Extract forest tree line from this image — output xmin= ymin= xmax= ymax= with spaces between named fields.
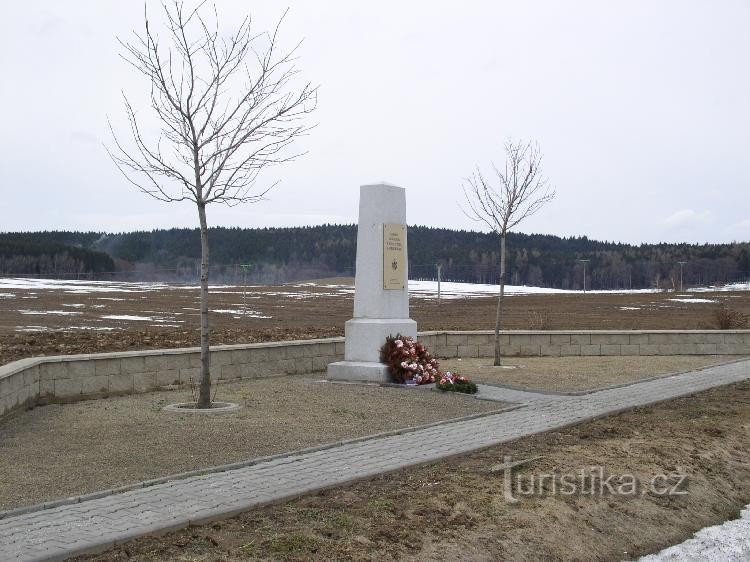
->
xmin=0 ymin=226 xmax=748 ymax=289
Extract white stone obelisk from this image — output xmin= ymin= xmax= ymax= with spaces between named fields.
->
xmin=327 ymin=183 xmax=417 ymax=382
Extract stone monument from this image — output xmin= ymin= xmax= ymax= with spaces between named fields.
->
xmin=327 ymin=183 xmax=417 ymax=382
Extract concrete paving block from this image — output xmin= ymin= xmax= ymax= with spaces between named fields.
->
xmin=312 ymin=356 xmax=330 ymax=372
xmin=570 ymin=334 xmax=591 ymax=345
xmin=600 ymin=344 xmax=622 ymax=356
xmin=694 ymin=343 xmax=718 ymax=354
xmin=210 ymin=351 xmax=234 ymax=366
xmin=120 ymin=356 xmax=146 ymax=375
xmin=648 ymin=333 xmax=683 ymax=344
xmin=466 ymin=334 xmax=492 ymax=345
xmin=81 ymin=376 xmax=110 ymax=396
xmin=294 ymin=357 xmax=314 ymax=374
xmin=446 ymin=334 xmax=469 ymax=346
xmin=620 ymin=344 xmax=640 ymax=356
xmin=316 ymin=343 xmax=337 ymax=357
xmin=94 ymin=359 xmax=121 ymax=377
xmin=508 ymin=334 xmax=533 ymax=345
xmin=440 ymin=345 xmax=459 ymax=358
xmin=39 ymin=361 xmax=68 ymax=381
xmin=629 ymin=333 xmax=649 ymax=344
xmin=519 ymin=344 xmax=541 ymax=357
xmin=55 ymin=377 xmax=83 ymax=398
xmin=550 ymin=334 xmax=571 ymax=344
xmin=499 ymin=345 xmax=522 ymax=356
xmin=23 ymin=366 xmax=40 ymax=387
xmin=68 ymin=361 xmax=96 ymax=378
xmin=110 ymin=373 xmax=135 ymax=394
xmin=39 ymin=378 xmax=54 ymax=397
xmin=580 ymin=344 xmax=601 ymax=356
xmin=722 ymin=333 xmax=745 ymax=344
xmin=144 ymin=355 xmax=174 ymax=372
xmin=219 ymin=364 xmax=242 ymax=380
xmin=457 ymin=345 xmax=479 ymax=357
xmin=559 ymin=344 xmax=581 ymax=356
xmin=477 ymin=344 xmax=495 ymax=357
xmin=284 ymin=345 xmax=309 ymax=359
xmin=657 ymin=344 xmax=681 ymax=355
xmin=639 ymin=344 xmax=659 ymax=356
xmin=716 ymin=343 xmax=748 ymax=354
xmin=278 ymin=359 xmax=297 ymax=375
xmin=178 ymin=368 xmax=199 ymax=385
xmin=156 ymin=369 xmax=181 ymax=387
xmin=132 ymin=372 xmax=156 ymax=392
xmin=335 ymin=342 xmax=346 ymax=355
xmin=693 ymin=333 xmax=725 ymax=344
xmin=591 ymin=333 xmax=630 ymax=345
xmin=540 ymin=345 xmax=562 ymax=357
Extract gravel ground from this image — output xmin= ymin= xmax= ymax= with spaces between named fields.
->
xmin=0 ymin=375 xmax=501 ymax=511
xmin=441 ymin=355 xmax=744 ymax=392
xmin=73 ymin=381 xmax=750 ymax=562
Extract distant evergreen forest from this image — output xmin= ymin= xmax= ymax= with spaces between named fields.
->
xmin=0 ymin=226 xmax=748 ymax=290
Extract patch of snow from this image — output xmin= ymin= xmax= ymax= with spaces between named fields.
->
xmin=101 ymin=315 xmax=156 ymax=321
xmin=407 ymin=280 xmax=663 ymax=299
xmin=668 ymin=298 xmax=717 ymax=304
xmin=212 ymin=309 xmax=271 ymax=318
xmin=62 ymin=303 xmax=86 ymax=308
xmin=638 ymin=503 xmax=750 ymax=561
xmin=19 ymin=309 xmax=83 ymax=316
xmin=15 ymin=326 xmax=50 ymax=332
xmin=0 ymin=292 xmax=15 ymax=299
xmin=619 ymin=306 xmax=640 ymax=310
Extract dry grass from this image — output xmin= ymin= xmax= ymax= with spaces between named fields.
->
xmin=0 ymin=375 xmax=501 ymax=511
xmin=74 ymin=381 xmax=750 ymax=562
xmin=441 ymin=355 xmax=743 ymax=393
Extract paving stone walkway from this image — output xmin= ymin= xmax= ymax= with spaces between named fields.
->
xmin=1 ymin=360 xmax=748 ymax=561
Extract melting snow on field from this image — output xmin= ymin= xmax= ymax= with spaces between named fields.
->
xmin=668 ymin=298 xmax=717 ymax=304
xmin=211 ymin=309 xmax=272 ymax=318
xmin=19 ymin=309 xmax=82 ymax=316
xmin=0 ymin=293 xmax=15 ymax=299
xmin=101 ymin=315 xmax=160 ymax=321
xmin=638 ymin=503 xmax=750 ymax=561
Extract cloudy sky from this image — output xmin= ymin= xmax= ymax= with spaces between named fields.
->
xmin=1 ymin=1 xmax=748 ymax=244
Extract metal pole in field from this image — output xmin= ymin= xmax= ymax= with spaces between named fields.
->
xmin=437 ymin=263 xmax=442 ymax=304
xmin=239 ymin=264 xmax=252 ymax=316
xmin=678 ymin=261 xmax=687 ymax=291
xmin=578 ymin=259 xmax=590 ymax=293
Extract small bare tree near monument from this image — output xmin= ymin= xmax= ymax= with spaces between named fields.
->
xmin=107 ymin=1 xmax=316 ymax=407
xmin=462 ymin=140 xmax=555 ymax=366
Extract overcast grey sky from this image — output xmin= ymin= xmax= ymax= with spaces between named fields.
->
xmin=1 ymin=1 xmax=748 ymax=244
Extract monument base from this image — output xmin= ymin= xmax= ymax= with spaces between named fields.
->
xmin=327 ymin=361 xmax=391 ymax=383
xmin=344 ymin=317 xmax=417 ymax=363
xmin=326 ymin=318 xmax=417 ymax=382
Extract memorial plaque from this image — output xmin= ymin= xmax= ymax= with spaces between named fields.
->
xmin=383 ymin=223 xmax=406 ymax=290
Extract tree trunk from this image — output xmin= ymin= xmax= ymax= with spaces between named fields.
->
xmin=197 ymin=202 xmax=212 ymax=408
xmin=493 ymin=233 xmax=507 ymax=366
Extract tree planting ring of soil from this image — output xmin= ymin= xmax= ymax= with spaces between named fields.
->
xmin=162 ymin=402 xmax=241 ymax=414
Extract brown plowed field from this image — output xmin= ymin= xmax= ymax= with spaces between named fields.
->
xmin=1 ymin=280 xmax=748 ymax=366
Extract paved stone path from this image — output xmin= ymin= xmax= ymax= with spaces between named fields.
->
xmin=1 ymin=360 xmax=748 ymax=561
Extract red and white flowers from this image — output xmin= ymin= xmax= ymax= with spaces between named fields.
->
xmin=380 ymin=335 xmax=439 ymax=384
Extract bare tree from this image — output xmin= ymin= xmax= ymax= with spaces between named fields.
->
xmin=108 ymin=1 xmax=317 ymax=407
xmin=462 ymin=140 xmax=555 ymax=366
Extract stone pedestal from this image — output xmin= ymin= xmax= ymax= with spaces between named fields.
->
xmin=327 ymin=183 xmax=416 ymax=382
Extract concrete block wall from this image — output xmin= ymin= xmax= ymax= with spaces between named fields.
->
xmin=0 ymin=338 xmax=345 ymax=421
xmin=2 ymin=330 xmax=749 ymax=421
xmin=422 ymin=330 xmax=750 ymax=359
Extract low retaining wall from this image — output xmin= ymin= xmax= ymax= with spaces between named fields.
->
xmin=424 ymin=330 xmax=750 ymax=359
xmin=1 ymin=330 xmax=748 ymax=421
